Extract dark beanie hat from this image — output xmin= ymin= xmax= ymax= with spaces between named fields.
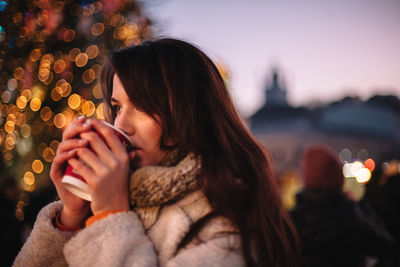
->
xmin=301 ymin=145 xmax=344 ymax=191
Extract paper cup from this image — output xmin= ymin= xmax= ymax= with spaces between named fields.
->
xmin=61 ymin=121 xmax=134 ymax=201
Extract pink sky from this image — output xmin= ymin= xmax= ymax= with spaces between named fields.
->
xmin=145 ymin=0 xmax=400 ymax=117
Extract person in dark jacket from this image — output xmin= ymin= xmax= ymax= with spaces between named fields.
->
xmin=290 ymin=145 xmax=394 ymax=267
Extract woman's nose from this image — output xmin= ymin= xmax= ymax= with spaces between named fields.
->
xmin=114 ymin=113 xmax=134 ymax=136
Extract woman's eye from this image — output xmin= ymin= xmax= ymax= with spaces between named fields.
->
xmin=111 ymin=105 xmax=121 ymax=112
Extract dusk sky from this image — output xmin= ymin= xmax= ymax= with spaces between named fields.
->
xmin=145 ymin=0 xmax=400 ymax=117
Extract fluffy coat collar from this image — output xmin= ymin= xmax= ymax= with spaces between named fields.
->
xmin=129 ymin=152 xmax=202 ymax=229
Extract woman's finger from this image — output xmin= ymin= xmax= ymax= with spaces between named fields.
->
xmin=62 ymin=120 xmax=92 ymax=141
xmin=56 ymin=139 xmax=88 ymax=154
xmin=50 ymin=150 xmax=77 ymax=181
xmin=87 ymin=119 xmax=128 ymax=155
xmin=79 ymin=131 xmax=117 ymax=165
xmin=73 ymin=147 xmax=112 ymax=177
xmin=67 ymin=157 xmax=99 ymax=186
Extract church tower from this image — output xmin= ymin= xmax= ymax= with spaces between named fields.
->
xmin=264 ymin=70 xmax=289 ymax=107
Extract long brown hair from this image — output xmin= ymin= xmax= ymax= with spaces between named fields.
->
xmin=101 ymin=38 xmax=300 ymax=266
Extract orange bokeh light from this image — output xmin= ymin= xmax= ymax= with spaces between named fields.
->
xmin=364 ymin=158 xmax=375 ymax=172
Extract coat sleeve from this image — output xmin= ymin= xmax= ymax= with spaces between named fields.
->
xmin=63 ymin=211 xmax=158 ymax=267
xmin=63 ymin=211 xmax=244 ymax=267
xmin=13 ymin=201 xmax=77 ymax=267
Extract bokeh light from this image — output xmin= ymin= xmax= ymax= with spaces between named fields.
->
xmin=355 ymin=168 xmax=371 ymax=184
xmin=16 ymin=96 xmax=27 ymax=109
xmin=357 ymin=149 xmax=369 ymax=161
xmin=29 ymin=49 xmax=42 ymax=62
xmin=60 ymin=82 xmax=72 ymax=97
xmin=43 ymin=147 xmax=55 ymax=162
xmin=23 ymin=171 xmax=35 ymax=185
xmin=21 ymin=89 xmax=32 ymax=101
xmin=7 ymin=113 xmax=17 ymax=123
xmin=82 ymin=69 xmax=95 ymax=84
xmin=114 ymin=26 xmax=128 ymax=40
xmin=96 ymin=102 xmax=105 ymax=120
xmin=343 ymin=160 xmax=373 ymax=185
xmin=69 ymin=48 xmax=81 ymax=61
xmin=68 ymin=94 xmax=82 ymax=109
xmin=364 ymin=158 xmax=375 ymax=172
xmin=14 ymin=67 xmax=24 ymax=80
xmin=50 ymin=140 xmax=59 ymax=152
xmin=92 ymin=83 xmax=103 ymax=99
xmin=15 ymin=209 xmax=24 ymax=221
xmin=4 ymin=120 xmax=15 ymax=133
xmin=111 ymin=14 xmax=124 ymax=27
xmin=21 ymin=172 xmax=35 ymax=192
xmin=51 ymin=87 xmax=63 ymax=101
xmin=350 ymin=161 xmax=364 ymax=176
xmin=91 ymin=22 xmax=105 ymax=36
xmin=63 ymin=29 xmax=76 ymax=42
xmin=339 ymin=148 xmax=352 ymax=163
xmin=54 ymin=113 xmax=66 ymax=128
xmin=30 ymin=97 xmax=42 ymax=111
xmin=82 ymin=100 xmax=95 ymax=116
xmin=8 ymin=78 xmax=18 ymax=91
xmin=75 ymin=53 xmax=88 ymax=67
xmin=63 ymin=71 xmax=74 ymax=83
xmin=7 ymin=105 xmax=18 ymax=116
xmin=20 ymin=124 xmax=31 ymax=138
xmin=40 ymin=106 xmax=53 ymax=121
xmin=16 ymin=113 xmax=27 ymax=126
xmin=1 ymin=91 xmax=11 ymax=103
xmin=86 ymin=45 xmax=99 ymax=59
xmin=54 ymin=59 xmax=66 ymax=73
xmin=32 ymin=159 xmax=44 ymax=173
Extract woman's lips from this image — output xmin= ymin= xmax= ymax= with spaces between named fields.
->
xmin=128 ymin=148 xmax=140 ymax=159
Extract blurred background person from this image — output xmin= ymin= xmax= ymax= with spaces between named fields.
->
xmin=364 ymin=161 xmax=400 ymax=266
xmin=290 ymin=145 xmax=395 ymax=267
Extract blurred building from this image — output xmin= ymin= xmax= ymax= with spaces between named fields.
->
xmin=250 ymin=70 xmax=400 ymax=178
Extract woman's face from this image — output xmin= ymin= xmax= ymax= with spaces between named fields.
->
xmin=111 ymin=74 xmax=169 ymax=169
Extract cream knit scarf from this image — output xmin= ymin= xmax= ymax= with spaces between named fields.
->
xmin=129 ymin=152 xmax=201 ymax=229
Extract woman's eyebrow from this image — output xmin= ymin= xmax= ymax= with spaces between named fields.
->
xmin=110 ymin=97 xmax=120 ymax=103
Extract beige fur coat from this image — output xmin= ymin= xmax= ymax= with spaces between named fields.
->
xmin=13 ymin=190 xmax=244 ymax=267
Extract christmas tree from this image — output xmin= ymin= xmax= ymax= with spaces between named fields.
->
xmin=0 ymin=0 xmax=154 ymax=221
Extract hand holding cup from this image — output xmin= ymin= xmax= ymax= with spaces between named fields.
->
xmin=65 ymin=119 xmax=134 ymax=215
xmin=50 ymin=116 xmax=92 ymax=227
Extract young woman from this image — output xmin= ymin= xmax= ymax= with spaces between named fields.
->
xmin=14 ymin=38 xmax=299 ymax=266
